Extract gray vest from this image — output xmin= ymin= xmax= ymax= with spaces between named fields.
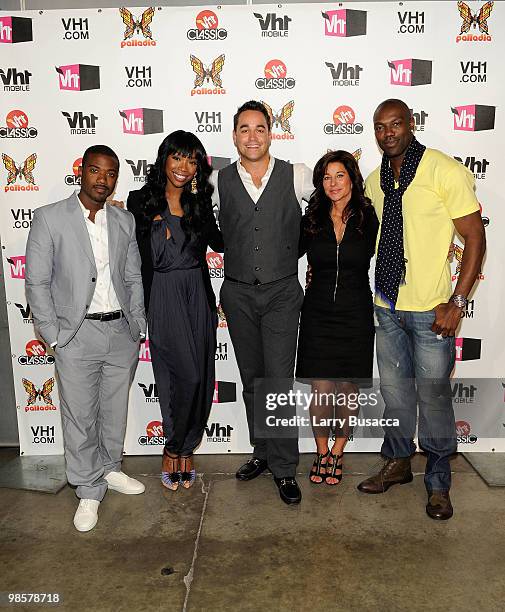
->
xmin=218 ymin=159 xmax=301 ymax=284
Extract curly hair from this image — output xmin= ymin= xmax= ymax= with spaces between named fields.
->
xmin=136 ymin=130 xmax=214 ymax=243
xmin=304 ymin=150 xmax=371 ymax=237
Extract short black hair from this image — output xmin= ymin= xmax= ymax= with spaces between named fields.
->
xmin=233 ymin=100 xmax=271 ymax=131
xmin=82 ymin=145 xmax=119 ymax=169
xmin=373 ymin=99 xmax=412 ymax=123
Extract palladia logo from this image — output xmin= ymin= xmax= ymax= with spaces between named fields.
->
xmin=261 ymin=101 xmax=295 ymax=140
xmin=190 ymin=54 xmax=226 ymax=96
xmin=119 ymin=7 xmax=156 ymax=48
xmin=456 ymin=1 xmax=494 ymax=43
xmin=2 ymin=153 xmax=38 ymax=192
xmin=187 ymin=10 xmax=227 ymax=40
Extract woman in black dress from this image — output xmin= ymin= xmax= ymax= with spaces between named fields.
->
xmin=127 ymin=131 xmax=223 ymax=491
xmin=297 ymin=150 xmax=378 ymax=485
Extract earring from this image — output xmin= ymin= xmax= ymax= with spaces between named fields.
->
xmin=191 ymin=175 xmax=198 ymax=194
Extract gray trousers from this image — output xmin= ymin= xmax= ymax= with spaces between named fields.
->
xmin=54 ymin=317 xmax=140 ymax=501
xmin=220 ymin=275 xmax=303 ymax=477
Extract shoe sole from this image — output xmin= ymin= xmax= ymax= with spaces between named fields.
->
xmin=107 ymin=484 xmax=145 ymax=495
xmin=74 ymin=516 xmax=98 ymax=532
xmin=425 ymin=508 xmax=453 ymax=520
xmin=357 ymin=472 xmax=414 ymax=494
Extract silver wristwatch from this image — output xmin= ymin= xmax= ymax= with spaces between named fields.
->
xmin=450 ymin=294 xmax=467 ymax=308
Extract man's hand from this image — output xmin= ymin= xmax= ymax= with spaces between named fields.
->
xmin=107 ymin=199 xmax=125 ymax=208
xmin=432 ymin=302 xmax=463 ymax=337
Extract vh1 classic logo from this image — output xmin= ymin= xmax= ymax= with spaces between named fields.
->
xmin=324 ymin=105 xmax=363 ymax=135
xmin=255 ymin=59 xmax=296 ymax=90
xmin=207 ymin=251 xmax=224 ymax=278
xmin=452 ymin=104 xmax=495 ymax=131
xmin=18 ymin=339 xmax=55 ymax=366
xmin=65 ymin=157 xmax=82 ymax=186
xmin=56 ymin=64 xmax=100 ymax=91
xmin=388 ymin=59 xmax=432 ymax=86
xmin=0 ymin=110 xmax=38 ymax=139
xmin=187 ymin=10 xmax=227 ymax=41
xmin=455 ymin=420 xmax=477 ymax=444
xmin=0 ymin=16 xmax=33 ymax=44
xmin=119 ymin=7 xmax=156 ymax=48
xmin=322 ymin=9 xmax=367 ymax=37
xmin=138 ymin=420 xmax=165 ymax=445
xmin=119 ymin=108 xmax=163 ymax=135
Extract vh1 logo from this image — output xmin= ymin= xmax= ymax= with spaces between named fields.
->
xmin=0 ymin=17 xmax=33 ymax=44
xmin=7 ymin=255 xmax=26 ymax=279
xmin=389 ymin=59 xmax=432 ymax=86
xmin=455 ymin=337 xmax=481 ymax=362
xmin=119 ymin=108 xmax=163 ymax=135
xmin=452 ymin=105 xmax=495 ymax=132
xmin=322 ymin=9 xmax=367 ymax=37
xmin=56 ymin=64 xmax=100 ymax=91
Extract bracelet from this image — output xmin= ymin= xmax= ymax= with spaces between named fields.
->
xmin=450 ymin=294 xmax=467 ymax=308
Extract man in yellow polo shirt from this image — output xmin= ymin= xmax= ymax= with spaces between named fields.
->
xmin=358 ymin=99 xmax=485 ymax=520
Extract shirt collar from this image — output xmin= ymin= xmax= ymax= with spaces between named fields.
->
xmin=76 ymin=191 xmax=105 ymax=219
xmin=236 ymin=155 xmax=275 ymax=179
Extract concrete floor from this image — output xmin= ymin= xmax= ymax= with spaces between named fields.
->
xmin=1 ymin=450 xmax=504 ymax=612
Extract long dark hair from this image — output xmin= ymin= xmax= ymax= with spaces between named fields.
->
xmin=137 ymin=130 xmax=214 ymax=242
xmin=304 ymin=150 xmax=371 ymax=236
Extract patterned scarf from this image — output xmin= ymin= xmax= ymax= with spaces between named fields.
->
xmin=375 ymin=136 xmax=426 ymax=310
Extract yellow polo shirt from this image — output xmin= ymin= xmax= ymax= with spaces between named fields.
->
xmin=365 ymin=148 xmax=479 ymax=311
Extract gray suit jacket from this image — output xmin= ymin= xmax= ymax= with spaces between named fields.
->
xmin=25 ymin=192 xmax=146 ymax=347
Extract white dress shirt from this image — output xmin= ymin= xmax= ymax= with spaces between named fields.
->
xmin=210 ymin=157 xmax=313 ymax=211
xmin=78 ymin=196 xmax=121 ymax=314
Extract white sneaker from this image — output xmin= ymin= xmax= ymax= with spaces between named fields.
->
xmin=104 ymin=470 xmax=145 ymax=494
xmin=73 ymin=499 xmax=100 ymax=532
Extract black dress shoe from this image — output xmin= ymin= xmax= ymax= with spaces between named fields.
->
xmin=235 ymin=458 xmax=268 ymax=481
xmin=274 ymin=477 xmax=302 ymax=505
xmin=426 ymin=491 xmax=453 ymax=520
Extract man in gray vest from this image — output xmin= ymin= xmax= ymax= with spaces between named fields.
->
xmin=25 ymin=145 xmax=147 ymax=532
xmin=212 ymin=101 xmax=313 ymax=504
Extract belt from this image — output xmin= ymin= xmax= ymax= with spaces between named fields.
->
xmin=85 ymin=310 xmax=123 ymax=321
xmin=224 ymin=273 xmax=297 ymax=287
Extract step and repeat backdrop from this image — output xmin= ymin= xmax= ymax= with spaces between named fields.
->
xmin=1 ymin=2 xmax=503 ymax=456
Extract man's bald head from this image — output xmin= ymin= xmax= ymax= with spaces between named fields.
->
xmin=373 ymin=99 xmax=412 ymax=124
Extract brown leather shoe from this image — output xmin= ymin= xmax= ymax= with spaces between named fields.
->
xmin=426 ymin=491 xmax=453 ymax=520
xmin=357 ymin=457 xmax=413 ymax=494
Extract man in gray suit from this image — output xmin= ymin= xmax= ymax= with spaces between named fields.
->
xmin=25 ymin=145 xmax=147 ymax=532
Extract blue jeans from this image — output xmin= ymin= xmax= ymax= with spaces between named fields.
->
xmin=375 ymin=306 xmax=457 ymax=493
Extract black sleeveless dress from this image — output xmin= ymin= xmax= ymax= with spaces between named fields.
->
xmin=296 ymin=206 xmax=379 ymax=382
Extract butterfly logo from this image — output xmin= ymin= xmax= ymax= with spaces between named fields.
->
xmin=457 ymin=1 xmax=494 ymax=35
xmin=261 ymin=101 xmax=294 ymax=134
xmin=2 ymin=153 xmax=37 ymax=185
xmin=190 ymin=55 xmax=225 ymax=88
xmin=216 ymin=303 xmax=226 ymax=322
xmin=449 ymin=243 xmax=464 ymax=275
xmin=22 ymin=378 xmax=55 ymax=406
xmin=326 ymin=148 xmax=362 ymax=162
xmin=119 ymin=7 xmax=155 ymax=40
